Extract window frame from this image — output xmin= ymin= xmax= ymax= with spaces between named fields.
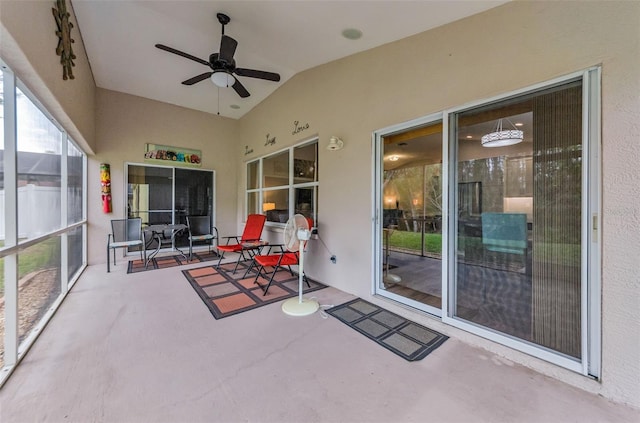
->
xmin=246 ymin=137 xmax=319 ymax=226
xmin=0 ymin=60 xmax=88 ymax=388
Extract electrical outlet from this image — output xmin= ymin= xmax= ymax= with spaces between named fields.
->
xmin=330 ymin=255 xmax=337 ymax=264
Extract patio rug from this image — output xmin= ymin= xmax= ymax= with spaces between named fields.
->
xmin=127 ymin=251 xmax=219 ymax=274
xmin=327 ymin=298 xmax=448 ymax=361
xmin=182 ymin=262 xmax=327 ymax=319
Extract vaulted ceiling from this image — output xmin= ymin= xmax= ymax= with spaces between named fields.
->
xmin=72 ymin=1 xmax=508 ymax=119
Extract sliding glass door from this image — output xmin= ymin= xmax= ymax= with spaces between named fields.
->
xmin=374 ymin=118 xmax=444 ymax=315
xmin=374 ymin=68 xmax=601 ymax=375
xmin=451 ymin=79 xmax=583 ymax=358
xmin=126 ymin=164 xmax=215 ymax=252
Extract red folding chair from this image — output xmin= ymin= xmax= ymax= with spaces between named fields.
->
xmin=252 ymin=217 xmax=313 ymax=295
xmin=216 ymin=214 xmax=267 ymax=273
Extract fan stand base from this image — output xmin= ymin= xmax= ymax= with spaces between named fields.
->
xmin=282 ymin=298 xmax=319 ymax=316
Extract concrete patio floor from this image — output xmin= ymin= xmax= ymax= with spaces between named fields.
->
xmin=1 ymin=259 xmax=638 ymax=422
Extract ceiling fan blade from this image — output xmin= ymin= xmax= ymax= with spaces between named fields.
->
xmin=235 ymin=68 xmax=281 ymax=82
xmin=182 ymin=72 xmax=213 ymax=85
xmin=219 ymin=35 xmax=238 ymax=64
xmin=155 ymin=44 xmax=210 ymax=67
xmin=232 ymin=79 xmax=250 ymax=98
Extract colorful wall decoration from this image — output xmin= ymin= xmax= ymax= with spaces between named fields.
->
xmin=144 ymin=143 xmax=202 ymax=167
xmin=100 ymin=163 xmax=112 ymax=213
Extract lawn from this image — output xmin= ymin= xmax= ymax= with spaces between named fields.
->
xmin=388 ymin=230 xmax=442 ymax=255
xmin=0 ymin=238 xmax=61 ymax=292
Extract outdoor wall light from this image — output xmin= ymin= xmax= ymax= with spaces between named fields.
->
xmin=327 ymin=136 xmax=344 ymax=151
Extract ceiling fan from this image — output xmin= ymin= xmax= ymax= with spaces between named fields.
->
xmin=155 ymin=13 xmax=281 ymax=98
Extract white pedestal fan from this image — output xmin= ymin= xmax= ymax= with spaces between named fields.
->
xmin=281 ymin=214 xmax=319 ymax=317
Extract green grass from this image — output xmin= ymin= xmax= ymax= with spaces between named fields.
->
xmin=387 ymin=231 xmax=580 ymax=266
xmin=388 ymin=231 xmax=442 ymax=254
xmin=0 ymin=238 xmax=61 ymax=293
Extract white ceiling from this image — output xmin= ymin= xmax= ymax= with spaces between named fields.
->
xmin=72 ymin=0 xmax=508 ymax=119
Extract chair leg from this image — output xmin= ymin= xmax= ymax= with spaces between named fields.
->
xmin=189 ymin=239 xmax=193 ymax=261
xmin=261 ymin=271 xmax=278 ymax=296
xmin=216 ymin=251 xmax=225 ymax=269
xmin=253 ymin=265 xmax=277 ymax=296
xmin=107 ymin=246 xmax=111 ymax=273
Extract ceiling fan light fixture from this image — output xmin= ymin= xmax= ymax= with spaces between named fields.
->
xmin=211 ymin=71 xmax=235 ymax=88
xmin=481 ymin=118 xmax=524 ymax=147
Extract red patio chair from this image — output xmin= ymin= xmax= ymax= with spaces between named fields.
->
xmin=216 ymin=214 xmax=267 ymax=273
xmin=252 ymin=217 xmax=313 ymax=295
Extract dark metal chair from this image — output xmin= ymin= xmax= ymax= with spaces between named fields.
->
xmin=186 ymin=215 xmax=218 ymax=260
xmin=107 ymin=218 xmax=145 ymax=272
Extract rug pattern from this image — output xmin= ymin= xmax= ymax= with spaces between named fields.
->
xmin=182 ymin=263 xmax=327 ymax=319
xmin=327 ymin=298 xmax=448 ymax=361
xmin=127 ymin=251 xmax=219 ymax=273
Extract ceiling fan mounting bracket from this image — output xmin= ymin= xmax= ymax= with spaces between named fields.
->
xmin=217 ymin=13 xmax=230 ymax=27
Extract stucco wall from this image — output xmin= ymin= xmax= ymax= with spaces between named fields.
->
xmin=238 ymin=1 xmax=640 ymax=408
xmin=0 ymin=0 xmax=96 ymax=152
xmin=88 ymin=88 xmax=239 ymax=265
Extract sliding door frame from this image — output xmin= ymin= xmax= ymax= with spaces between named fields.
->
xmin=372 ymin=67 xmax=601 ymax=377
xmin=442 ymin=67 xmax=601 ymax=377
xmin=124 ymin=162 xmax=216 ymax=254
xmin=372 ymin=112 xmax=445 ymax=317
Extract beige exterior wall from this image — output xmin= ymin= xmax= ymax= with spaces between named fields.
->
xmin=238 ymin=1 xmax=640 ymax=408
xmin=88 ymin=89 xmax=239 ymax=265
xmin=0 ymin=0 xmax=96 ymax=152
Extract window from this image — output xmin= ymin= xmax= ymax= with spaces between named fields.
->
xmin=0 ymin=61 xmax=88 ymax=383
xmin=246 ymin=139 xmax=318 ymax=224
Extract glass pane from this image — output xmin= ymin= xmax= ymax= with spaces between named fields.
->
xmin=174 ymin=169 xmax=213 ymax=248
xmin=294 ymin=142 xmax=317 ymax=184
xmin=247 ymin=192 xmax=258 ymax=216
xmin=247 ymin=160 xmax=259 ymax=190
xmin=454 ymin=80 xmax=582 ymax=358
xmin=67 ymin=139 xmax=83 ymax=224
xmin=17 ymin=88 xmax=62 ymax=239
xmin=295 ymin=187 xmax=315 ymax=221
xmin=67 ymin=226 xmax=83 ymax=283
xmin=263 ymin=189 xmax=288 ymax=223
xmin=127 ymin=165 xmax=173 ymax=225
xmin=263 ymin=151 xmax=289 ymax=188
xmin=0 ymin=256 xmax=4 ymax=369
xmin=18 ymin=236 xmax=61 ymax=345
xmin=380 ymin=122 xmax=443 ymax=310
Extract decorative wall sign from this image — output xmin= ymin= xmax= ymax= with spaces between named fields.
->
xmin=144 ymin=143 xmax=202 ymax=167
xmin=292 ymin=120 xmax=310 ymax=135
xmin=52 ymin=0 xmax=76 ymax=80
xmin=244 ymin=146 xmax=254 ymax=155
xmin=100 ymin=163 xmax=112 ymax=213
xmin=264 ymin=133 xmax=276 ymax=146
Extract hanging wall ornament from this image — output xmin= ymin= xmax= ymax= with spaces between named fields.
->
xmin=100 ymin=163 xmax=112 ymax=213
xmin=52 ymin=0 xmax=76 ymax=80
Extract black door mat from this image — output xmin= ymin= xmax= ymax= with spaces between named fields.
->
xmin=327 ymin=298 xmax=448 ymax=361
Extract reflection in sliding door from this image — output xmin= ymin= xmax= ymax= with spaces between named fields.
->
xmin=452 ymin=80 xmax=583 ymax=358
xmin=377 ymin=120 xmax=443 ymax=313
